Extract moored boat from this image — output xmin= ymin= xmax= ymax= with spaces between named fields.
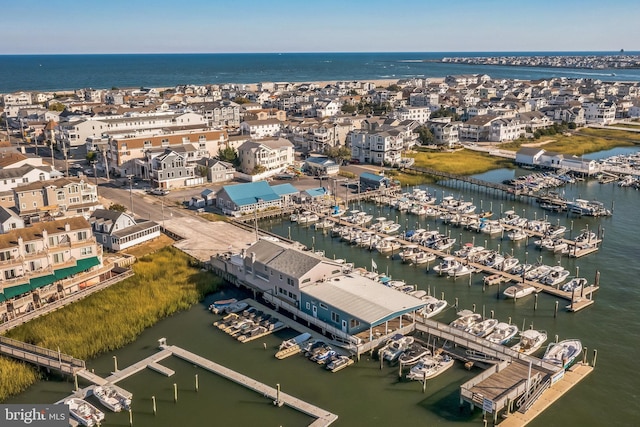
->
xmin=449 ymin=311 xmax=482 ymax=331
xmin=420 ymin=296 xmax=448 ymax=319
xmin=466 ymin=318 xmax=498 ymax=337
xmin=503 ymin=284 xmax=537 ymax=299
xmin=398 ymin=343 xmax=431 ymax=366
xmin=542 ymin=339 xmax=583 ymax=369
xmin=511 ymin=329 xmax=548 ymax=355
xmin=380 ymin=334 xmax=415 ymax=362
xmin=485 ymin=322 xmax=519 ymax=345
xmin=406 ymin=354 xmax=455 ymax=381
xmin=93 ymin=385 xmax=130 ymax=412
xmin=65 ymin=398 xmax=105 ymax=427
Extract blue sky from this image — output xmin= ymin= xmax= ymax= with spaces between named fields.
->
xmin=1 ymin=0 xmax=638 ymax=54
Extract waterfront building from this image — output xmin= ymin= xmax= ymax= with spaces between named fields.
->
xmin=428 ymin=119 xmax=461 ymax=148
xmin=359 ymin=172 xmax=393 ymax=191
xmin=584 ymin=101 xmax=617 ymax=124
xmin=239 ymin=119 xmax=282 ymax=139
xmin=89 ymin=209 xmax=160 ymax=252
xmin=0 ymin=151 xmax=61 ymax=195
xmin=196 ymin=159 xmax=235 ymax=183
xmin=215 ymin=181 xmax=297 ymax=216
xmin=145 ymin=147 xmax=205 ymax=189
xmin=0 ymin=217 xmax=102 ymax=308
xmin=12 ymin=177 xmax=101 ymax=222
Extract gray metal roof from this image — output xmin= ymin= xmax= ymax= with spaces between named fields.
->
xmin=246 ymin=239 xmax=323 ymax=279
xmin=302 ymin=275 xmax=425 ymax=325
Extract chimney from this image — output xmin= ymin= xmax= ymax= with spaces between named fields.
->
xmin=64 ymin=223 xmax=70 ymax=231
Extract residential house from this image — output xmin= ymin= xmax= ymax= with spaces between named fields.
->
xmin=239 ymin=119 xmax=282 ymax=138
xmin=584 ymin=101 xmax=616 ymax=124
xmin=189 ymin=101 xmax=241 ymax=128
xmin=304 ymin=157 xmax=340 ymax=176
xmin=392 ymin=106 xmax=431 ymax=124
xmin=0 ymin=217 xmax=102 ymax=312
xmin=0 ymin=206 xmax=24 ymax=234
xmin=349 ymin=130 xmax=403 ymax=165
xmin=13 ymin=177 xmax=101 ymax=221
xmin=237 ymin=138 xmax=294 ymax=175
xmin=197 ymin=159 xmax=235 ymax=183
xmin=89 ymin=209 xmax=161 ymax=252
xmin=146 ymin=148 xmax=204 ymax=189
xmin=428 ymin=119 xmax=460 ymax=148
xmin=489 ymin=118 xmax=525 ymax=142
xmin=459 ymin=115 xmax=497 ymax=142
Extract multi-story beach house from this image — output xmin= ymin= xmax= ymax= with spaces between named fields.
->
xmin=349 ymin=129 xmax=403 ymax=165
xmin=237 ymin=138 xmax=294 ymax=175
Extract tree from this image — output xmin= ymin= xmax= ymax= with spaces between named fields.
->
xmin=109 ymin=203 xmax=127 ymax=212
xmin=252 ymin=165 xmax=267 ymax=175
xmin=430 ymin=107 xmax=461 ymax=121
xmin=386 ymin=84 xmax=401 ymax=92
xmin=324 ymin=145 xmax=351 ymax=164
xmin=48 ymin=102 xmax=65 ymax=112
xmin=341 ymin=104 xmax=357 ymax=114
xmin=196 ymin=166 xmax=208 ymax=178
xmin=233 ymin=96 xmax=251 ymax=104
xmin=568 ymin=122 xmax=577 ymax=130
xmin=217 ymin=146 xmax=240 ymax=167
xmin=86 ymin=151 xmax=97 ymax=163
xmin=415 ymin=126 xmax=434 ymax=145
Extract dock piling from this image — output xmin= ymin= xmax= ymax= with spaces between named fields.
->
xmin=152 ymin=396 xmax=156 ymax=415
xmin=113 ymin=355 xmax=118 ymax=372
xmin=593 ymin=349 xmax=598 ymax=367
xmin=74 ymin=373 xmax=78 ymax=391
xmin=554 ymin=301 xmax=559 ymax=318
xmin=173 ymin=383 xmax=178 ymax=402
xmin=129 ymin=409 xmax=132 ymax=426
xmin=195 ymin=374 xmax=199 ymax=392
xmin=534 ymin=294 xmax=538 ymax=311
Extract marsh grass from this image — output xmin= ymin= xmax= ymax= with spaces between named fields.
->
xmin=408 ymin=150 xmax=514 ymax=175
xmin=501 ymin=128 xmax=638 ymax=154
xmin=0 ymin=358 xmax=40 ymax=401
xmin=1 ymin=247 xmax=222 ymax=400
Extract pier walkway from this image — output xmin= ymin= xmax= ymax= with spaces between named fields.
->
xmin=164 ymin=344 xmax=338 ymax=426
xmin=0 ymin=335 xmax=85 ymax=375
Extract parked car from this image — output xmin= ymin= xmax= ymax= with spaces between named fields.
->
xmin=149 ymin=188 xmax=169 ymax=196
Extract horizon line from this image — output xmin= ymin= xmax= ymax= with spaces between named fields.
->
xmin=0 ymin=50 xmax=637 ymax=56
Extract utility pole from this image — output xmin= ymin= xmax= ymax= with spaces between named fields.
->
xmin=127 ymin=174 xmax=134 ymax=216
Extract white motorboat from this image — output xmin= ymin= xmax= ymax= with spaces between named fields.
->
xmin=482 ymin=252 xmax=505 ymax=270
xmin=561 ymin=277 xmax=588 ymax=293
xmin=413 ymin=251 xmax=437 ymax=265
xmin=398 ymin=343 xmax=431 ymax=365
xmin=398 ymin=245 xmax=420 ymax=263
xmin=501 ymin=257 xmax=519 ymax=273
xmin=326 ymin=355 xmax=354 ymax=372
xmin=543 ymin=339 xmax=583 ymax=369
xmin=507 ymin=229 xmax=528 ymax=241
xmin=409 ymin=290 xmax=427 ymax=299
xmin=447 ymin=263 xmax=474 ymax=278
xmin=432 ymin=237 xmax=456 ymax=251
xmin=297 ymin=211 xmax=320 ymax=225
xmin=541 ymin=266 xmax=570 ymax=286
xmin=406 ymin=354 xmax=455 ymax=381
xmin=420 ymin=296 xmax=448 ymax=319
xmin=93 ymin=385 xmax=131 ymax=412
xmin=485 ymin=322 xmax=519 ymax=345
xmin=375 ymin=237 xmax=402 ymax=254
xmin=466 ymin=318 xmax=498 ymax=338
xmin=511 ymin=329 xmax=548 ymax=355
xmin=380 ymin=334 xmax=415 ymax=362
xmin=449 ymin=311 xmax=482 ymax=331
xmin=503 ymin=284 xmax=537 ymax=299
xmin=314 ymin=218 xmax=334 ymax=230
xmin=433 ymin=256 xmax=459 ymax=274
xmin=65 ymin=398 xmax=105 ymax=427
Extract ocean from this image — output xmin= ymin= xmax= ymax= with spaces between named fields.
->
xmin=1 ymin=51 xmax=640 ymax=93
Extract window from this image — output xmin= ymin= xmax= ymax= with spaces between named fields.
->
xmin=52 ymin=253 xmax=64 ymax=263
xmin=24 ymin=243 xmax=37 ymax=254
xmin=350 ymin=319 xmax=361 ymax=329
xmin=0 ymin=250 xmax=12 ymax=261
xmin=81 ymin=247 xmax=93 ymax=255
xmin=331 ymin=312 xmax=340 ymax=323
xmin=305 ymin=302 xmax=310 ymax=310
xmin=77 ymin=231 xmax=88 ymax=241
xmin=48 ymin=236 xmax=59 ymax=246
xmin=301 ymin=278 xmax=310 ymax=284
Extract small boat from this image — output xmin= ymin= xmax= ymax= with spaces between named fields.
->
xmin=432 ymin=256 xmax=459 ymax=274
xmin=409 ymin=289 xmax=427 ymax=299
xmin=406 ymin=354 xmax=455 ymax=381
xmin=312 ymin=348 xmax=337 ymax=364
xmin=209 ymin=298 xmax=238 ymax=314
xmin=223 ymin=301 xmax=249 ymax=314
xmin=65 ymin=398 xmax=105 ymax=427
xmin=279 ymin=332 xmax=312 ymax=351
xmin=420 ymin=296 xmax=448 ymax=319
xmin=413 ymin=251 xmax=437 ymax=265
xmin=237 ymin=325 xmax=268 ymax=342
xmin=380 ymin=335 xmax=415 ymax=362
xmin=326 ymin=355 xmax=354 ymax=372
xmin=501 ymin=257 xmax=519 ymax=273
xmin=93 ymin=385 xmax=131 ymax=412
xmin=449 ymin=311 xmax=482 ymax=331
xmin=314 ymin=218 xmax=334 ymax=230
xmin=297 ymin=211 xmax=320 ymax=225
xmin=543 ymin=339 xmax=583 ymax=369
xmin=398 ymin=343 xmax=431 ymax=366
xmin=507 ymin=229 xmax=528 ymax=241
xmin=541 ymin=266 xmax=570 ymax=286
xmin=561 ymin=277 xmax=588 ymax=293
xmin=485 ymin=322 xmax=519 ymax=345
xmin=305 ymin=341 xmax=330 ymax=359
xmin=466 ymin=318 xmax=498 ymax=338
xmin=511 ymin=329 xmax=548 ymax=355
xmin=447 ymin=263 xmax=474 ymax=278
xmin=503 ymin=284 xmax=537 ymax=299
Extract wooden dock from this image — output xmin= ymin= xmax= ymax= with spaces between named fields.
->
xmin=0 ymin=335 xmax=85 ymax=375
xmin=148 ymin=361 xmax=175 ymax=377
xmin=164 ymin=344 xmax=338 ymax=426
xmin=497 ymin=363 xmax=594 ymax=426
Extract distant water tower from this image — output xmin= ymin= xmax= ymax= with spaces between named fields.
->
xmin=620 ymin=48 xmax=625 ymax=54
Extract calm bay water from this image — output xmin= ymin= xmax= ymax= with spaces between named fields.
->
xmin=2 ymin=51 xmax=640 ymax=92
xmin=7 ymin=158 xmax=640 ymax=426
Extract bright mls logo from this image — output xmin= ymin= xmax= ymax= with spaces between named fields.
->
xmin=1 ymin=405 xmax=67 ymax=426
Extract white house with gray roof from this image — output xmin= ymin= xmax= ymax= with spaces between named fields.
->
xmin=89 ymin=209 xmax=160 ymax=251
